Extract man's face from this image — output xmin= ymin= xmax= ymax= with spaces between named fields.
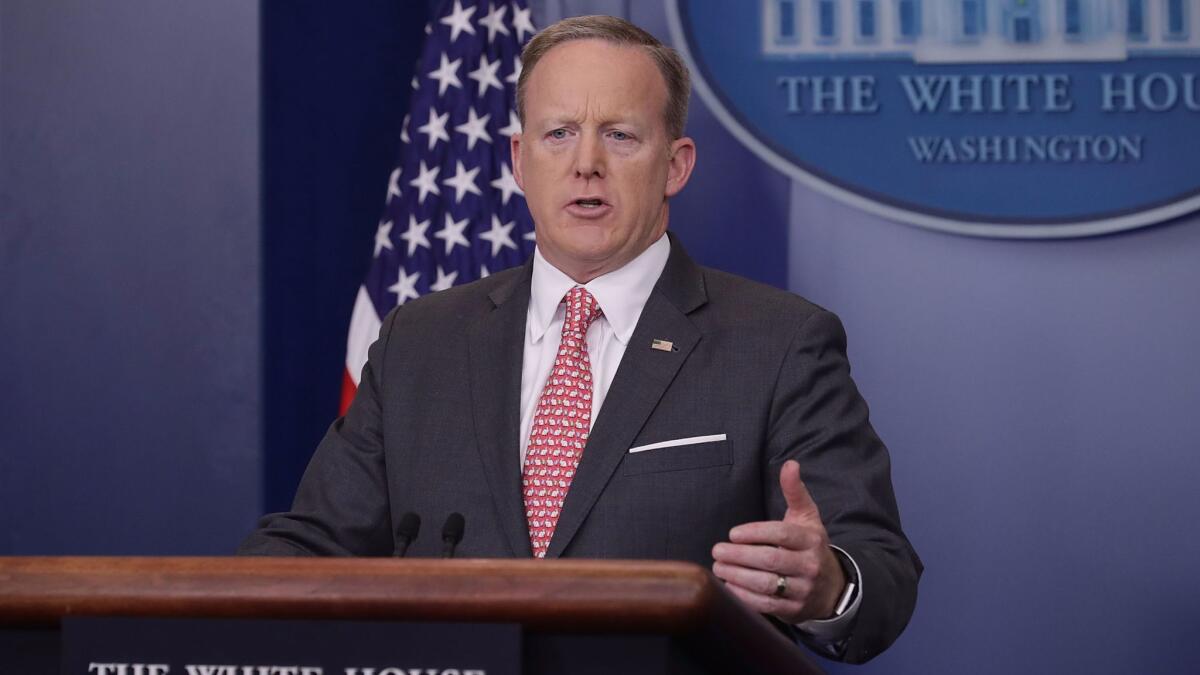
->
xmin=512 ymin=39 xmax=696 ymax=283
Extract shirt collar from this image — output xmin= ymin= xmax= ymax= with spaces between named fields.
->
xmin=528 ymin=234 xmax=671 ymax=345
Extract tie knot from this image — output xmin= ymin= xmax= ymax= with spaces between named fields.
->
xmin=562 ymin=286 xmax=602 ymax=333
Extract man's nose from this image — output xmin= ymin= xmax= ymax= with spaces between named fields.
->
xmin=573 ymin=133 xmax=605 ymax=179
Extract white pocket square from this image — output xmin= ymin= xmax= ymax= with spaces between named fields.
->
xmin=628 ymin=434 xmax=727 ymax=454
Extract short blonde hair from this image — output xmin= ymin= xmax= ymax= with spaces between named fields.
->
xmin=517 ymin=15 xmax=691 ymax=139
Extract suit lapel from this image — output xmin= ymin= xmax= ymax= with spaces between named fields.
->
xmin=546 ymin=235 xmax=708 ymax=558
xmin=468 ymin=264 xmax=534 ymax=558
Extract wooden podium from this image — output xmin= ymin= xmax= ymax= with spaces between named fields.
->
xmin=0 ymin=557 xmax=824 ymax=674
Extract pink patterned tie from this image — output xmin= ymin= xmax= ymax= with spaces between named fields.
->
xmin=523 ymin=286 xmax=603 ymax=558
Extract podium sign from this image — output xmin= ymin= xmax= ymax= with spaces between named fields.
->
xmin=62 ymin=617 xmax=519 ymax=675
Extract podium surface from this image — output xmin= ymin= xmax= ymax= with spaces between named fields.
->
xmin=0 ymin=557 xmax=823 ymax=674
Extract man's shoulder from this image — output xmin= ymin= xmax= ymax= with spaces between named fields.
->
xmin=694 ymin=264 xmax=829 ymax=325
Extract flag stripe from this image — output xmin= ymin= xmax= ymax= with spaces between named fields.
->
xmin=345 ymin=285 xmax=384 ymax=388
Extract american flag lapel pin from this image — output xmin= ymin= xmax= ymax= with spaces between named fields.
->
xmin=651 ymin=339 xmax=675 ymax=352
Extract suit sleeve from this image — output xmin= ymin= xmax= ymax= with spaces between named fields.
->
xmin=764 ymin=308 xmax=922 ymax=664
xmin=237 ymin=307 xmax=402 ymax=556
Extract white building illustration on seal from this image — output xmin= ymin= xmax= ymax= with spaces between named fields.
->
xmin=762 ymin=0 xmax=1199 ymax=61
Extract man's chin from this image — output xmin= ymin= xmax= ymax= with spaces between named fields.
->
xmin=541 ymin=241 xmax=633 ymax=281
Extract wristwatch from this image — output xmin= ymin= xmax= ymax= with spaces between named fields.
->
xmin=831 ymin=546 xmax=859 ymax=617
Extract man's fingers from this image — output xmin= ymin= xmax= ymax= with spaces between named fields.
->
xmin=725 ymin=520 xmax=821 ymax=550
xmin=780 ymin=459 xmax=820 ymax=522
xmin=720 ymin=578 xmax=805 ymax=621
xmin=713 ymin=560 xmax=814 ymax=599
xmin=712 ymin=541 xmax=823 ymax=578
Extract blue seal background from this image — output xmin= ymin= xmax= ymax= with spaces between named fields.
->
xmin=678 ymin=0 xmax=1200 ymax=227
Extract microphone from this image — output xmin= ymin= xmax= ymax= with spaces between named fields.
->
xmin=393 ymin=512 xmax=421 ymax=557
xmin=441 ymin=512 xmax=465 ymax=558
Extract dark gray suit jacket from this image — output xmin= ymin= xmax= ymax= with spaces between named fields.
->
xmin=240 ymin=234 xmax=921 ymax=663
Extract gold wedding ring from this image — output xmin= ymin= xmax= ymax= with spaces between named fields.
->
xmin=773 ymin=574 xmax=789 ymax=598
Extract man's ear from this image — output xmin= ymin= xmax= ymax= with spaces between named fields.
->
xmin=664 ymin=136 xmax=696 ymax=198
xmin=511 ymin=132 xmax=526 ymax=191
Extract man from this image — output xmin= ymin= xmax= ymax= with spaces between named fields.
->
xmin=241 ymin=15 xmax=920 ymax=664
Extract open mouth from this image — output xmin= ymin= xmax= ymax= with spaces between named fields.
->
xmin=565 ymin=197 xmax=611 ymax=218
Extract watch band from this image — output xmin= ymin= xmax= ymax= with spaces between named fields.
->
xmin=834 ymin=580 xmax=857 ymax=616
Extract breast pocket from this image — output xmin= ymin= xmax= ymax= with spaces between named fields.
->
xmin=621 ymin=434 xmax=732 ymax=476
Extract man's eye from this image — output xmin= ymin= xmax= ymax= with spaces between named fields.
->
xmin=550 ymin=129 xmax=568 ymax=140
xmin=611 ymin=131 xmax=629 ymax=141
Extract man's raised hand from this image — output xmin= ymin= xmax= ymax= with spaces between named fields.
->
xmin=710 ymin=460 xmax=847 ymax=623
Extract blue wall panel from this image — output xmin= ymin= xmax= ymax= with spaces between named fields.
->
xmin=260 ymin=0 xmax=431 ymax=514
xmin=0 ymin=0 xmax=261 ymax=554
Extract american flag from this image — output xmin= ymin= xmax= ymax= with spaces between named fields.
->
xmin=341 ymin=0 xmax=537 ymax=411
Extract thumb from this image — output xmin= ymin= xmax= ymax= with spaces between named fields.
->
xmin=780 ymin=460 xmax=821 ymax=523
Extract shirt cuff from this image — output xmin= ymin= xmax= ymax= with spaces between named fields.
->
xmin=795 ymin=544 xmax=862 ymax=644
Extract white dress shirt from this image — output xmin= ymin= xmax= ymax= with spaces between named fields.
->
xmin=519 ymin=234 xmax=671 ymax=463
xmin=517 ymin=233 xmax=860 ymax=645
